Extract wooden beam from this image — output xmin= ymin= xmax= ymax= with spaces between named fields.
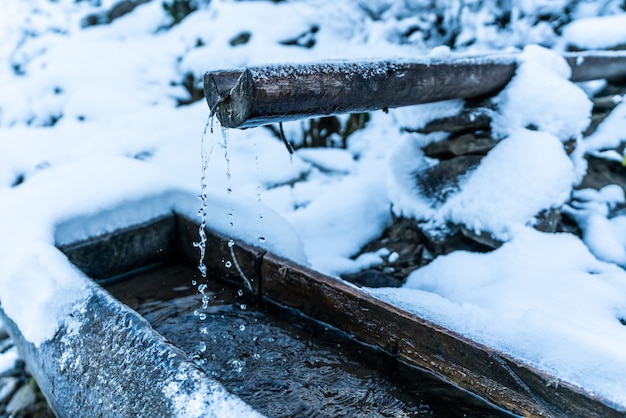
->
xmin=204 ymin=56 xmax=518 ymax=128
xmin=203 ymin=52 xmax=626 ymax=129
xmin=565 ymin=51 xmax=626 ymax=82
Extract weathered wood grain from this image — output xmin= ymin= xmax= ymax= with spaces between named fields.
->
xmin=204 ymin=52 xmax=626 ymax=129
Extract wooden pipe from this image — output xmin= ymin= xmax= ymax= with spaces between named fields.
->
xmin=203 ymin=51 xmax=626 ymax=129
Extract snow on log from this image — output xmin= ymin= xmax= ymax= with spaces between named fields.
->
xmin=204 ymin=52 xmax=626 ymax=129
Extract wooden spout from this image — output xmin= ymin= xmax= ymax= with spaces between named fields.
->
xmin=204 ymin=51 xmax=626 ymax=129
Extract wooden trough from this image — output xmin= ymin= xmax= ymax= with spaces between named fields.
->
xmin=52 ymin=211 xmax=623 ymax=417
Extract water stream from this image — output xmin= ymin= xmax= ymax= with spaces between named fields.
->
xmin=193 ymin=113 xmax=239 ymax=318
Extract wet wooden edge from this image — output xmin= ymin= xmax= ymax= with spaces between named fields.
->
xmin=178 ymin=215 xmax=623 ymax=417
xmin=259 ymin=251 xmax=625 ymax=418
xmin=60 ymin=214 xmax=625 ymax=417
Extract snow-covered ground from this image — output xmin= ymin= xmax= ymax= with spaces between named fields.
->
xmin=2 ymin=0 xmax=626 ymax=413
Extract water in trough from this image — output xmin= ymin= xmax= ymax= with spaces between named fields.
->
xmin=106 ymin=263 xmax=513 ymax=417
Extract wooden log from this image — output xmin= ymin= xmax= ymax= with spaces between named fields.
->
xmin=564 ymin=51 xmax=626 ymax=82
xmin=204 ymin=51 xmax=626 ymax=129
xmin=204 ymin=55 xmax=519 ymax=128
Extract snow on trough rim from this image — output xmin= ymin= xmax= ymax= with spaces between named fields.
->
xmin=2 ymin=0 xmax=626 ymax=413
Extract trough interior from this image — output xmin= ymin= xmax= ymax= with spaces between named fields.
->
xmin=58 ymin=212 xmax=512 ymax=416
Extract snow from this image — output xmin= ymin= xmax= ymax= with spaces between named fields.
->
xmin=562 ymin=13 xmax=626 ymax=50
xmin=584 ymin=98 xmax=626 ymax=152
xmin=441 ymin=128 xmax=576 ymax=240
xmin=0 ymin=347 xmax=19 ymax=375
xmin=564 ymin=185 xmax=626 ymax=267
xmin=2 ymin=0 xmax=626 ymax=414
xmin=491 ymin=45 xmax=593 ymax=144
xmin=368 ymin=227 xmax=626 ymax=407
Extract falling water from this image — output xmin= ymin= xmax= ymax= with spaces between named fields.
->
xmin=192 ymin=111 xmax=233 ymax=319
xmin=193 ymin=115 xmax=217 ymax=279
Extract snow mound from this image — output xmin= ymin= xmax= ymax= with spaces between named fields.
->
xmin=562 ymin=14 xmax=626 ymax=50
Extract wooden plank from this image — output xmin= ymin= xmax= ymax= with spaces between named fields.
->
xmin=258 ymin=250 xmax=624 ymax=418
xmin=204 ymin=52 xmax=626 ymax=129
xmin=57 ymin=215 xmax=175 ymax=283
xmin=565 ymin=51 xmax=626 ymax=82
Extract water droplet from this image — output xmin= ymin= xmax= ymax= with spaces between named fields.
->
xmin=198 ymin=263 xmax=207 ymax=278
xmin=198 ymin=341 xmax=207 ymax=352
xmin=237 ymin=289 xmax=243 ymax=297
xmin=239 ymin=324 xmax=246 ymax=331
xmin=227 ymin=239 xmax=235 ymax=248
xmin=198 ymin=283 xmax=207 ymax=293
xmin=240 ymin=303 xmax=247 ymax=310
xmin=200 ymin=327 xmax=208 ymax=334
xmin=193 ymin=310 xmax=207 ymax=321
xmin=227 ymin=187 xmax=232 ymax=193
xmin=258 ymin=236 xmax=266 ymax=243
xmin=191 ymin=280 xmax=197 ymax=286
xmin=225 ymin=260 xmax=232 ymax=268
xmin=227 ymin=358 xmax=245 ymax=373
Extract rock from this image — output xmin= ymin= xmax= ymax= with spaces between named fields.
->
xmin=533 ymin=209 xmax=562 ymax=233
xmin=82 ymin=0 xmax=151 ymax=27
xmin=578 ymin=156 xmax=626 ymax=192
xmin=459 ymin=226 xmax=502 ymax=249
xmin=416 ymin=155 xmax=483 ymax=204
xmin=230 ymin=32 xmax=252 ymax=47
xmin=342 ymin=269 xmax=404 ymax=288
xmin=423 ymin=133 xmax=497 ymax=159
xmin=279 ymin=25 xmax=319 ymax=49
xmin=409 ymin=106 xmax=492 ymax=136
